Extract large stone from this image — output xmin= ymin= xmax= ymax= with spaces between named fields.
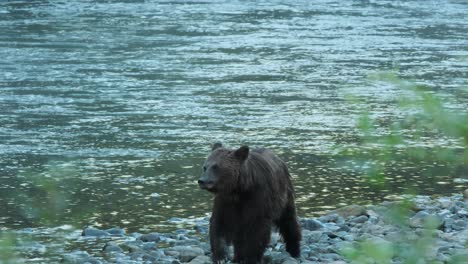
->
xmin=140 ymin=232 xmax=161 ymax=242
xmin=121 ymin=240 xmax=144 ymax=253
xmin=329 ymin=205 xmax=367 ymax=218
xmin=103 ymin=242 xmax=123 ymax=253
xmin=172 ymin=239 xmax=201 ymax=247
xmin=318 ymin=253 xmax=342 ymax=262
xmin=299 ymin=261 xmax=317 ymax=264
xmin=409 ymin=211 xmax=444 ymax=229
xmin=82 ymin=227 xmax=110 ymax=237
xmin=412 ymin=196 xmax=433 ymax=209
xmin=170 ymin=246 xmax=204 ymax=262
xmin=187 ymin=255 xmax=211 ymax=264
xmin=270 ymin=252 xmax=294 ymax=264
xmin=105 ymin=227 xmax=126 ymax=237
xmin=456 ymin=209 xmax=468 ymax=218
xmin=451 ymin=219 xmax=467 ymax=231
xmin=301 ymin=219 xmax=324 ymax=231
xmin=318 ymin=213 xmax=344 ymax=224
xmin=323 ymin=223 xmax=340 ymax=232
xmin=280 ymin=257 xmax=299 ymax=264
xmin=437 ymin=197 xmax=453 ymax=209
xmin=303 ymin=230 xmax=325 ymax=243
xmin=350 ymin=215 xmax=369 ymax=224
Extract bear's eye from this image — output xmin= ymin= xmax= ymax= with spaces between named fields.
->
xmin=211 ymin=164 xmax=219 ymax=170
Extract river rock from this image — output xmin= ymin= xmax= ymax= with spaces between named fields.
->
xmin=105 ymin=227 xmax=126 ymax=237
xmin=103 ymin=241 xmax=123 ymax=253
xmin=350 ymin=215 xmax=369 ymax=224
xmin=329 ymin=205 xmax=367 ymax=218
xmin=121 ymin=240 xmax=145 ymax=253
xmin=128 ymin=251 xmax=161 ymax=262
xmin=318 ymin=213 xmax=344 ymax=224
xmin=269 ymin=252 xmax=295 ymax=264
xmin=269 ymin=232 xmax=281 ymax=246
xmin=46 ymin=195 xmax=468 ymax=264
xmin=280 ymin=256 xmax=299 ymax=264
xmin=319 ymin=253 xmax=342 ymax=262
xmin=169 ymin=246 xmax=204 ymax=262
xmin=139 ymin=232 xmax=161 ymax=242
xmin=303 ymin=230 xmax=325 ymax=243
xmin=323 ymin=222 xmax=340 ymax=232
xmin=437 ymin=197 xmax=453 ymax=209
xmin=411 ymin=196 xmax=434 ymax=210
xmin=409 ymin=211 xmax=444 ymax=229
xmin=188 ymin=255 xmax=211 ymax=264
xmin=445 ymin=216 xmax=467 ymax=232
xmin=82 ymin=227 xmax=110 ymax=237
xmin=172 ymin=239 xmax=201 ymax=247
xmin=301 ymin=218 xmax=324 ymax=231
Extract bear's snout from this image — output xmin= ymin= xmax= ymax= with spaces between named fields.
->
xmin=198 ymin=179 xmax=215 ymax=191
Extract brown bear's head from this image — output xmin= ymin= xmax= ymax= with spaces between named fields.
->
xmin=198 ymin=143 xmax=249 ymax=193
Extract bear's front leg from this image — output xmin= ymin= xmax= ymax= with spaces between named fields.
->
xmin=210 ymin=218 xmax=229 ymax=263
xmin=233 ymin=220 xmax=271 ymax=264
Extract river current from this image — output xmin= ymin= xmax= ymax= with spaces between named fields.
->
xmin=0 ymin=0 xmax=467 ymax=233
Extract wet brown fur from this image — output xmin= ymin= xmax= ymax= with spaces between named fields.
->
xmin=200 ymin=145 xmax=301 ymax=264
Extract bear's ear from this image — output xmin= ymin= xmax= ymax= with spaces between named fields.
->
xmin=211 ymin=142 xmax=223 ymax=151
xmin=234 ymin=145 xmax=249 ymax=161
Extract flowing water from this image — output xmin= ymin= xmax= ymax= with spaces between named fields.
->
xmin=1 ymin=0 xmax=467 ymax=236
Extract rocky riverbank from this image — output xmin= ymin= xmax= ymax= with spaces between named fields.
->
xmin=56 ymin=192 xmax=468 ymax=264
xmin=8 ymin=192 xmax=467 ymax=264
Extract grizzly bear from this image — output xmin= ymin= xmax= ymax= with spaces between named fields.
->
xmin=198 ymin=143 xmax=301 ymax=264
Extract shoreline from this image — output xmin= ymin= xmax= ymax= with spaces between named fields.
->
xmin=7 ymin=192 xmax=468 ymax=264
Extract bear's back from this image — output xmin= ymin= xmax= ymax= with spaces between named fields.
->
xmin=250 ymin=148 xmax=289 ymax=178
xmin=244 ymin=148 xmax=292 ymax=215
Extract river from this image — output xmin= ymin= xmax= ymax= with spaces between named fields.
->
xmin=0 ymin=0 xmax=467 ymax=235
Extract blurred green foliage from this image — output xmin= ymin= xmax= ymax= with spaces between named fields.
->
xmin=341 ymin=72 xmax=467 ymax=264
xmin=0 ymin=162 xmax=90 ymax=263
xmin=341 ymin=72 xmax=467 ymax=186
